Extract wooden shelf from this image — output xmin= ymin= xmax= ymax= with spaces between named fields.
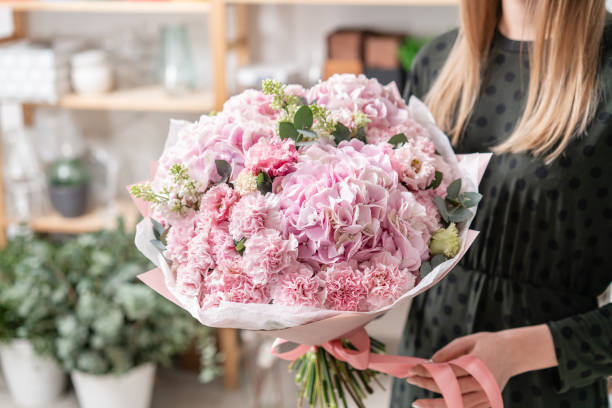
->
xmin=53 ymin=86 xmax=214 ymax=113
xmin=6 ymin=1 xmax=211 ymax=14
xmin=226 ymin=0 xmax=456 ymax=5
xmin=27 ymin=200 xmax=139 ymax=234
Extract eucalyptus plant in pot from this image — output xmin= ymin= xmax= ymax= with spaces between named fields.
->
xmin=0 ymin=234 xmax=69 ymax=407
xmin=53 ymin=221 xmax=219 ymax=408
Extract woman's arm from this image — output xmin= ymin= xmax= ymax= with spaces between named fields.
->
xmin=407 ymin=303 xmax=612 ymax=408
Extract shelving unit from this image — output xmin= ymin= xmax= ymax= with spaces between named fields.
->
xmin=26 ymin=200 xmax=139 ymax=234
xmin=5 ymin=1 xmax=212 ymax=13
xmin=56 ymin=86 xmax=215 ymax=113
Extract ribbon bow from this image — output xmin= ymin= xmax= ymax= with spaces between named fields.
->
xmin=272 ymin=327 xmax=503 ymax=408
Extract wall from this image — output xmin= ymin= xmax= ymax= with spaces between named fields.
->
xmin=24 ymin=5 xmax=459 ymax=195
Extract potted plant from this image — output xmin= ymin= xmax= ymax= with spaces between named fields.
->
xmin=47 ymin=156 xmax=89 ymax=217
xmin=53 ymin=220 xmax=219 ymax=408
xmin=0 ymin=234 xmax=68 ymax=407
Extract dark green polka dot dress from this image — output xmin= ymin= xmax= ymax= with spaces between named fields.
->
xmin=391 ymin=22 xmax=612 ymax=408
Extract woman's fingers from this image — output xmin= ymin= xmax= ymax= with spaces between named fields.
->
xmin=407 ymin=364 xmax=469 ymax=378
xmin=431 ymin=335 xmax=476 ymax=363
xmin=406 ymin=373 xmax=482 ymax=394
xmin=412 ymin=391 xmax=488 ymax=408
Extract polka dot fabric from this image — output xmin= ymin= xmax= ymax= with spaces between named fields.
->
xmin=393 ymin=25 xmax=612 ymax=408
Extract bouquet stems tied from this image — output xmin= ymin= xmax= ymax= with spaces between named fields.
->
xmin=289 ymin=336 xmax=386 ymax=408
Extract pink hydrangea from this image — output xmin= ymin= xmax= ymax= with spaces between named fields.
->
xmin=228 ymin=193 xmax=281 ymax=241
xmin=324 ymin=262 xmax=367 ymax=311
xmin=200 ymin=184 xmax=240 ymax=222
xmin=242 ymin=228 xmax=298 ymax=284
xmin=271 ymin=262 xmax=322 ymax=308
xmin=362 ymin=252 xmax=416 ymax=310
xmin=244 ymin=137 xmax=298 ymax=177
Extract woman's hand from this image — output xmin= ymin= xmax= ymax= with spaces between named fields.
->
xmin=407 ymin=324 xmax=558 ymax=408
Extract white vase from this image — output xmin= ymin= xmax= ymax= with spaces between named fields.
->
xmin=71 ymin=363 xmax=156 ymax=408
xmin=0 ymin=339 xmax=66 ymax=407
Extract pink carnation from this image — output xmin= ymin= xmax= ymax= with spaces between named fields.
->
xmin=362 ymin=252 xmax=416 ymax=310
xmin=165 ymin=219 xmax=196 ymax=265
xmin=324 ymin=262 xmax=367 ymax=311
xmin=209 ymin=221 xmax=242 ymax=272
xmin=271 ymin=262 xmax=322 ymax=308
xmin=242 ymin=228 xmax=298 ymax=284
xmin=244 ymin=137 xmax=298 ymax=177
xmin=228 ymin=193 xmax=281 ymax=241
xmin=175 ymin=264 xmax=203 ymax=297
xmin=187 ymin=224 xmax=215 ymax=272
xmin=212 ymin=270 xmax=270 ymax=304
xmin=201 ymin=184 xmax=240 ymax=222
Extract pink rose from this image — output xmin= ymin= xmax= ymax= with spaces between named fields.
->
xmin=201 ymin=184 xmax=240 ymax=222
xmin=242 ymin=228 xmax=298 ymax=284
xmin=362 ymin=252 xmax=416 ymax=310
xmin=244 ymin=137 xmax=298 ymax=177
xmin=271 ymin=262 xmax=322 ymax=308
xmin=228 ymin=193 xmax=281 ymax=241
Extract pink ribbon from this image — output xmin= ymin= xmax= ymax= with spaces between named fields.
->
xmin=272 ymin=327 xmax=503 ymax=408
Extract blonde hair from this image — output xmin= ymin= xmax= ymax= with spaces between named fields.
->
xmin=425 ymin=0 xmax=606 ymax=162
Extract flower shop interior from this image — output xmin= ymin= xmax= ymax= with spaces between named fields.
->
xmin=0 ymin=1 xmax=611 ymax=408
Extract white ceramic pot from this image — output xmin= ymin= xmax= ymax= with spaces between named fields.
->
xmin=70 ymin=49 xmax=113 ymax=94
xmin=0 ymin=339 xmax=66 ymax=407
xmin=71 ymin=363 xmax=156 ymax=408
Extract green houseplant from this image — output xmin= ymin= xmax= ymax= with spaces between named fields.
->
xmin=53 ymin=220 xmax=219 ymax=408
xmin=0 ymin=233 xmax=69 ymax=406
xmin=47 ymin=157 xmax=89 ymax=218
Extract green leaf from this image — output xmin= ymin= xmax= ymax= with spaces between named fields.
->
xmin=460 ymin=192 xmax=483 ymax=208
xmin=233 ymin=237 xmax=246 ymax=256
xmin=431 ymin=254 xmax=448 ymax=268
xmin=388 ymin=133 xmax=407 ymax=148
xmin=426 ymin=171 xmax=443 ymax=190
xmin=446 ymin=178 xmax=462 ymax=199
xmin=256 ymin=171 xmax=273 ymax=194
xmin=294 ymin=105 xmax=313 ymax=130
xmin=332 ymin=122 xmax=351 ymax=145
xmin=434 ymin=196 xmax=449 ymax=223
xmin=215 ymin=160 xmax=232 ymax=183
xmin=420 ymin=262 xmax=432 ymax=276
xmin=279 ymin=121 xmax=299 ymax=141
xmin=151 ymin=219 xmax=164 ymax=241
xmin=353 ymin=127 xmax=367 ymax=143
xmin=448 ymin=207 xmax=472 ymax=223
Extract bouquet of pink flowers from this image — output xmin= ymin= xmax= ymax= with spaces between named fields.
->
xmin=131 ymin=75 xmax=496 ymax=408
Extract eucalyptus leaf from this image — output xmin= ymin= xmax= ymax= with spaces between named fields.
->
xmin=297 ymin=129 xmax=317 ymax=140
xmin=460 ymin=192 xmax=483 ymax=208
xmin=294 ymin=105 xmax=314 ymax=130
xmin=431 ymin=254 xmax=448 ymax=268
xmin=151 ymin=219 xmax=164 ymax=241
xmin=256 ymin=171 xmax=273 ymax=194
xmin=353 ymin=127 xmax=367 ymax=143
xmin=446 ymin=178 xmax=462 ymax=199
xmin=388 ymin=133 xmax=407 ymax=148
xmin=426 ymin=171 xmax=443 ymax=190
xmin=215 ymin=160 xmax=232 ymax=183
xmin=434 ymin=196 xmax=449 ymax=223
xmin=332 ymin=122 xmax=351 ymax=145
xmin=279 ymin=121 xmax=299 ymax=141
xmin=448 ymin=207 xmax=472 ymax=223
xmin=420 ymin=262 xmax=432 ymax=276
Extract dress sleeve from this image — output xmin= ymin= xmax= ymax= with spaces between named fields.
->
xmin=546 ymin=302 xmax=612 ymax=393
xmin=402 ymin=50 xmax=431 ymax=102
